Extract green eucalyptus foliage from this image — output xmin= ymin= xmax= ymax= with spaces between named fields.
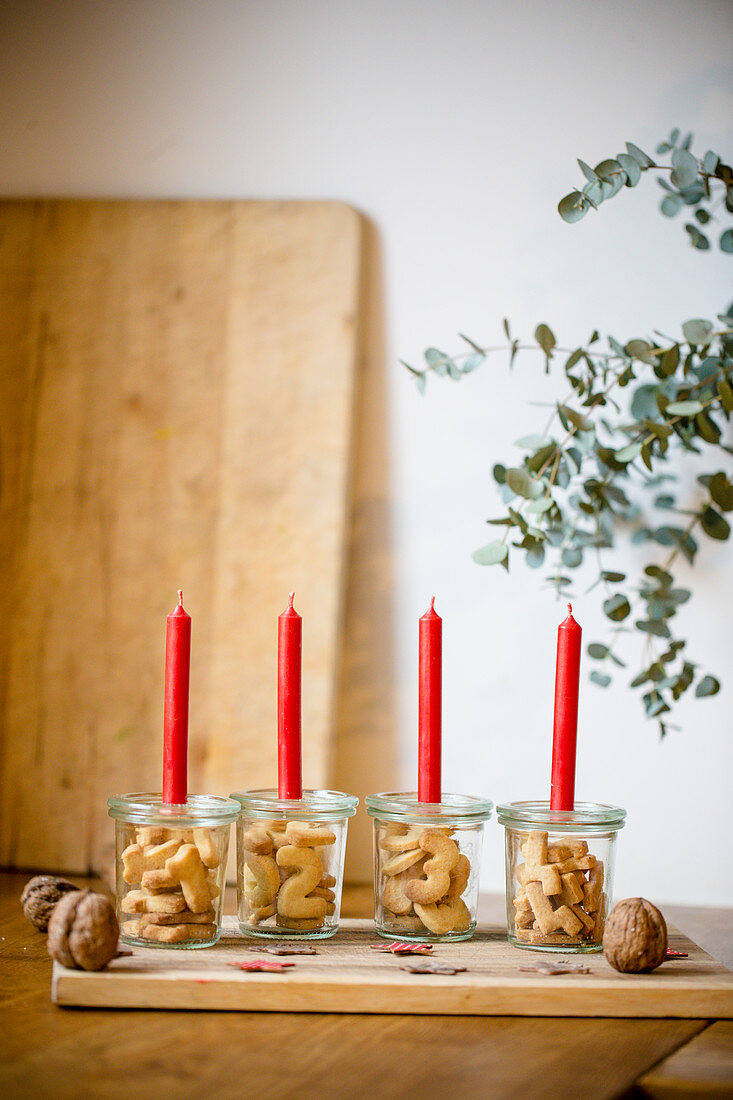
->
xmin=404 ymin=132 xmax=732 ymax=737
xmin=557 ymin=130 xmax=733 ymax=253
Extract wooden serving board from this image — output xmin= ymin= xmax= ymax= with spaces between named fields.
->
xmin=0 ymin=199 xmax=362 ymax=876
xmin=52 ymin=917 xmax=733 ymax=1017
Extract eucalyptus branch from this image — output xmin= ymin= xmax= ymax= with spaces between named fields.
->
xmin=405 ymin=129 xmax=733 ymax=735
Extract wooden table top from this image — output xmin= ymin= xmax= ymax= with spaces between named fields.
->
xmin=2 ymin=872 xmax=731 ymax=1099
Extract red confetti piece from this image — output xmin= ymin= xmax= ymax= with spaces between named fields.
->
xmin=666 ymin=948 xmax=689 ymax=959
xmin=370 ymin=941 xmax=433 ymax=956
xmin=227 ymin=959 xmax=296 ymax=973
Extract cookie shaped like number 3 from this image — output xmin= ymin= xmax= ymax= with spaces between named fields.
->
xmin=276 ymin=845 xmax=327 ymax=920
xmin=404 ymin=831 xmax=460 ymax=905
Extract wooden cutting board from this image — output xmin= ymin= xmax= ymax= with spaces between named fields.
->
xmin=0 ymin=199 xmax=362 ymax=875
xmin=52 ymin=917 xmax=733 ymax=1017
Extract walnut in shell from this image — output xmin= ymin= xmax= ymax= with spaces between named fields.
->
xmin=47 ymin=889 xmax=119 ymax=971
xmin=603 ymin=897 xmax=668 ymax=973
xmin=21 ymin=875 xmax=80 ymax=932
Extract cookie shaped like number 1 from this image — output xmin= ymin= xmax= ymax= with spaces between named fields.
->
xmin=276 ymin=845 xmax=327 ymax=920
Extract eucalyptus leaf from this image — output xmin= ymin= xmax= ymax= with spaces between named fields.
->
xmin=666 ymin=399 xmax=703 ymax=416
xmin=721 ymin=229 xmax=733 ymax=253
xmin=588 ymin=643 xmax=609 ymax=659
xmin=617 ymin=153 xmax=641 ymax=186
xmin=614 ymin=442 xmax=642 ymax=463
xmin=577 ymin=159 xmax=599 ymax=182
xmin=462 ymin=353 xmax=485 ymax=373
xmin=671 ymin=148 xmax=698 ymax=189
xmin=661 ymin=195 xmax=682 ymax=218
xmin=625 ymin=141 xmax=655 ymax=168
xmin=682 ymin=318 xmax=713 ymax=345
xmin=685 ymin=224 xmax=710 ymax=250
xmin=709 ymin=472 xmax=733 ymax=512
xmin=603 ymin=594 xmax=631 ymax=621
xmin=700 ymin=506 xmax=730 ymax=541
xmin=695 ymin=675 xmax=720 ymax=697
xmin=534 ymin=323 xmax=556 ymax=356
xmin=558 ymin=404 xmax=593 ymax=432
xmin=558 ymin=191 xmax=590 ymax=223
xmin=472 ymin=541 xmax=508 ymax=566
xmin=590 ymin=671 xmax=612 ymax=687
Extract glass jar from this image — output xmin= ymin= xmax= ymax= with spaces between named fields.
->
xmin=107 ymin=792 xmax=239 ymax=949
xmin=496 ymin=800 xmax=626 ymax=952
xmin=365 ymin=792 xmax=493 ymax=942
xmin=231 ymin=789 xmax=358 ymax=939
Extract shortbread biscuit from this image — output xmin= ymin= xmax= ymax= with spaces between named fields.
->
xmin=276 ymin=845 xmax=327 ymax=920
xmin=583 ymin=862 xmax=604 ymax=912
xmin=308 ymin=885 xmax=335 ymax=902
xmin=239 ymin=826 xmax=274 ymax=855
xmin=141 ymin=868 xmax=179 ymax=891
xmin=141 ymin=922 xmax=216 ymax=944
xmin=383 ymin=911 xmax=425 ymax=933
xmin=121 ymin=889 xmax=186 ymax=915
xmin=165 ymin=843 xmax=212 ymax=913
xmin=248 ymin=902 xmax=277 ymax=925
xmin=557 ymin=872 xmax=584 ymax=907
xmin=379 ymin=828 xmax=422 ymax=853
xmin=242 ymin=852 xmax=280 ymax=908
xmin=284 ymin=821 xmax=337 ymax=847
xmin=446 ymin=853 xmax=470 ymax=899
xmin=122 ymin=837 xmax=182 ymax=885
xmin=404 ymin=831 xmax=460 ymax=905
xmin=193 ymin=827 xmax=220 ymax=869
xmin=382 ymin=849 xmax=424 ymax=876
xmin=140 ymin=908 xmax=215 ymax=926
xmin=414 ymin=896 xmax=471 ymax=935
xmin=275 ymin=914 xmax=324 ymax=931
xmin=525 ymin=881 xmax=583 ymax=936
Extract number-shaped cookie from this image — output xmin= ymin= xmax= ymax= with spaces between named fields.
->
xmin=276 ymin=844 xmax=327 ymax=920
xmin=404 ymin=830 xmax=460 ymax=905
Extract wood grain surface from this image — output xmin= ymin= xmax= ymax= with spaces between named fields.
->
xmin=0 ymin=199 xmax=361 ymax=876
xmin=51 ymin=915 xmax=733 ymax=1018
xmin=0 ymin=874 xmax=714 ymax=1100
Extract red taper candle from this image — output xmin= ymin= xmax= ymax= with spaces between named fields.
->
xmin=162 ymin=590 xmax=191 ymax=805
xmin=278 ymin=592 xmax=302 ymax=800
xmin=418 ymin=597 xmax=442 ymax=803
xmin=550 ymin=603 xmax=582 ymax=811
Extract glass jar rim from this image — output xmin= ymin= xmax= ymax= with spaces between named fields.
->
xmin=365 ymin=791 xmax=493 ymax=825
xmin=496 ymin=799 xmax=626 ymax=832
xmin=230 ymin=788 xmax=359 ymax=819
xmin=107 ymin=792 xmax=240 ymax=826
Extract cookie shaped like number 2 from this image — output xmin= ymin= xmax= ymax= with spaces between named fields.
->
xmin=276 ymin=845 xmax=327 ymax=920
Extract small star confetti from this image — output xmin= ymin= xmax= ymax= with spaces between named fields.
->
xmin=370 ymin=941 xmax=433 ymax=956
xmin=227 ymin=959 xmax=296 ymax=973
xmin=246 ymin=944 xmax=318 ymax=956
xmin=518 ymin=961 xmax=591 ymax=975
xmin=400 ymin=961 xmax=467 ymax=975
xmin=665 ymin=948 xmax=688 ymax=959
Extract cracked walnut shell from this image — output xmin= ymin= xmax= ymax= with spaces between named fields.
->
xmin=21 ymin=875 xmax=80 ymax=932
xmin=603 ymin=897 xmax=668 ymax=973
xmin=47 ymin=889 xmax=119 ymax=971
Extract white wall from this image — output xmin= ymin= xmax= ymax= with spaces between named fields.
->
xmin=2 ymin=0 xmax=732 ymax=905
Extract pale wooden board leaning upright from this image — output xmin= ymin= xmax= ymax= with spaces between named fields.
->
xmin=0 ymin=199 xmax=362 ymax=875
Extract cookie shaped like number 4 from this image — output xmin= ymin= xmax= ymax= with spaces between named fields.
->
xmin=276 ymin=845 xmax=327 ymax=920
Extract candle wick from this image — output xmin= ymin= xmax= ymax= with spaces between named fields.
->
xmin=430 ymin=596 xmax=435 ymax=612
xmin=567 ymin=602 xmax=572 ymax=615
xmin=288 ymin=591 xmax=295 ymax=609
xmin=178 ymin=589 xmax=184 ymax=606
